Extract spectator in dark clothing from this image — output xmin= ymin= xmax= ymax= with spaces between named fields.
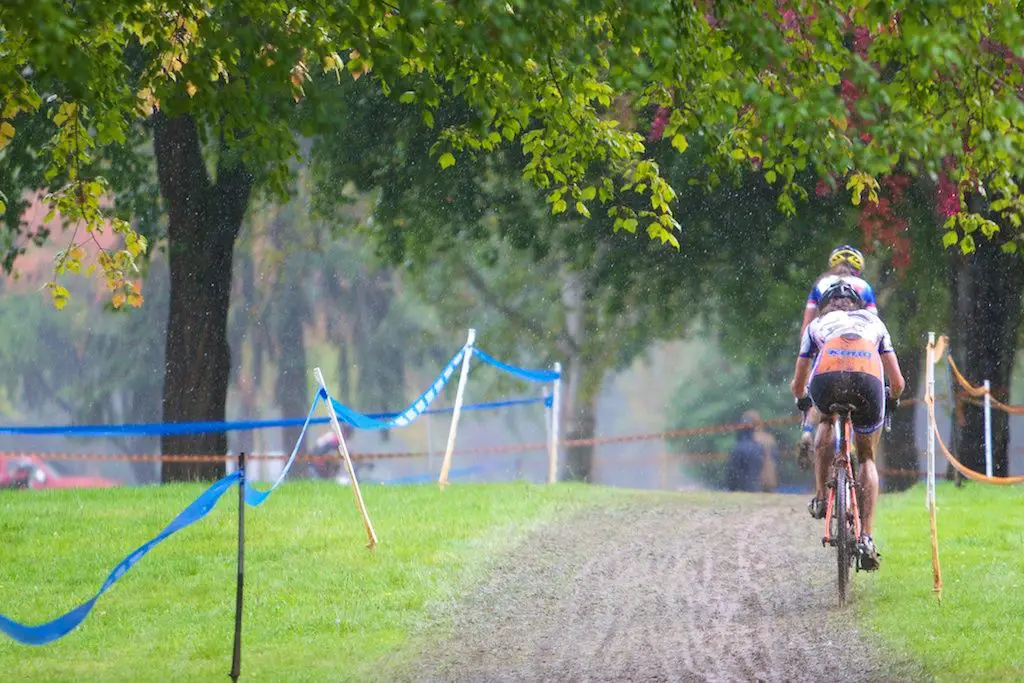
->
xmin=726 ymin=412 xmax=769 ymax=492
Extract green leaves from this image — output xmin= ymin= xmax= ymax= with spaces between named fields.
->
xmin=614 ymin=217 xmax=638 ymax=233
xmin=8 ymin=0 xmax=1024 ymax=313
xmin=941 ymin=212 xmax=1002 ymax=254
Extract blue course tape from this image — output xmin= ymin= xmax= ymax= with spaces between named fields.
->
xmin=0 ymin=345 xmax=556 ymax=646
xmin=244 ymin=395 xmax=321 ymax=506
xmin=321 ymin=347 xmax=466 ymax=430
xmin=0 ymin=471 xmax=241 ymax=645
xmin=473 ymin=348 xmax=560 ymax=383
xmin=0 ymin=345 xmax=557 ymax=646
xmin=0 ymin=395 xmax=325 ymax=646
xmin=0 ymin=346 xmax=556 ymax=438
xmin=0 ymin=396 xmax=546 ymax=438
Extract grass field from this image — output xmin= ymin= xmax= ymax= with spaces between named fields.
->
xmin=865 ymin=482 xmax=1024 ymax=682
xmin=3 ymin=478 xmax=1022 ymax=682
xmin=0 ymin=480 xmax=637 ymax=683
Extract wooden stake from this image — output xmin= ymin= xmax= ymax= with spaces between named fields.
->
xmin=314 ymin=368 xmax=379 ymax=550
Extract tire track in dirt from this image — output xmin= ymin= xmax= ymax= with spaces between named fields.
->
xmin=408 ymin=494 xmax=926 ymax=683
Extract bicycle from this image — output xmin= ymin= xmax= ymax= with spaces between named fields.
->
xmin=800 ymin=397 xmax=894 ymax=606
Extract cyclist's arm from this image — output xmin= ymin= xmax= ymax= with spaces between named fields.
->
xmin=801 ymin=283 xmax=819 ymax=335
xmin=800 ymin=305 xmax=815 ymax=335
xmin=877 ymin=323 xmax=904 ymax=397
xmin=792 ymin=325 xmax=817 ymax=396
xmin=791 ymin=357 xmax=812 ymax=398
xmin=881 ymin=352 xmax=905 ymax=398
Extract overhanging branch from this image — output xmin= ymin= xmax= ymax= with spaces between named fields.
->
xmin=452 ymin=251 xmax=579 ymax=355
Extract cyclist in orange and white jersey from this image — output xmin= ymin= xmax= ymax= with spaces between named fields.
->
xmin=791 ymin=280 xmax=905 ymax=570
xmin=797 ymin=245 xmax=880 ymax=466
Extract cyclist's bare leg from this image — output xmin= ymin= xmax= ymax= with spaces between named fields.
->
xmin=813 ymin=418 xmax=833 ymax=500
xmin=854 ymin=430 xmax=881 ymax=536
xmin=798 ymin=404 xmax=819 ymax=468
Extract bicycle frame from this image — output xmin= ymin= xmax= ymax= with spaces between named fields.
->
xmin=821 ymin=411 xmax=862 ymax=545
xmin=802 ymin=393 xmax=891 ymax=606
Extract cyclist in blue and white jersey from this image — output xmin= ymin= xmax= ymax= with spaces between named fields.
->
xmin=800 ymin=245 xmax=877 ymax=333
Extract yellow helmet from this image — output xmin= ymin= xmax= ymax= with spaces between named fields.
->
xmin=828 ymin=245 xmax=865 ymax=273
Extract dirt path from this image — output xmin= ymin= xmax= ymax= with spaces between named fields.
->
xmin=407 ymin=494 xmax=925 ymax=683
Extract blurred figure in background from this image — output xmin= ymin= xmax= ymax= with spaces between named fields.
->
xmin=726 ymin=410 xmax=778 ymax=492
xmin=309 ymin=425 xmax=374 ymax=482
xmin=751 ymin=411 xmax=780 ymax=492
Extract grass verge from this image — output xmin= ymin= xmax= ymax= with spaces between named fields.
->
xmin=865 ymin=482 xmax=1024 ymax=682
xmin=0 ymin=480 xmax=636 ymax=682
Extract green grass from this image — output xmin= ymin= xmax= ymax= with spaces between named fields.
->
xmin=0 ymin=480 xmax=636 ymax=682
xmin=7 ymin=478 xmax=1021 ymax=682
xmin=865 ymin=482 xmax=1024 ymax=682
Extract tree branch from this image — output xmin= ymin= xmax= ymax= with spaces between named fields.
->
xmin=452 ymin=251 xmax=579 ymax=355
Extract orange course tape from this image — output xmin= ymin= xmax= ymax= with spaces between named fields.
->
xmin=927 ymin=399 xmax=1024 ymax=485
xmin=947 ymin=354 xmax=1024 ymax=414
xmin=0 ymin=402 xmax=928 ymax=465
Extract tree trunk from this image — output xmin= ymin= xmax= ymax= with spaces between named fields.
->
xmin=948 ymin=202 xmax=1024 ymax=478
xmin=154 ymin=114 xmax=253 ymax=482
xmin=557 ymin=266 xmax=606 ymax=482
xmin=881 ymin=342 xmax=922 ymax=492
xmin=562 ymin=370 xmax=601 ymax=482
xmin=276 ymin=253 xmax=310 ymax=463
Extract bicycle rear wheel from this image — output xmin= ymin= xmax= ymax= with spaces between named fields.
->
xmin=836 ymin=465 xmax=851 ymax=605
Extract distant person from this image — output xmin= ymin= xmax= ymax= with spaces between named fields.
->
xmin=726 ymin=411 xmax=773 ymax=492
xmin=797 ymin=245 xmax=879 ymax=467
xmin=310 ymin=426 xmax=375 ymax=482
xmin=750 ymin=411 xmax=780 ymax=492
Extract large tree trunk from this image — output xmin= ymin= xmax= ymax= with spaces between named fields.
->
xmin=872 ymin=255 xmax=925 ymax=493
xmin=948 ymin=202 xmax=1024 ymax=478
xmin=154 ymin=114 xmax=253 ymax=482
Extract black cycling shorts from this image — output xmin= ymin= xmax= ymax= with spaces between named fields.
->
xmin=808 ymin=371 xmax=885 ymax=434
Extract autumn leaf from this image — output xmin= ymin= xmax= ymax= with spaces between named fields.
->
xmin=49 ymin=284 xmax=70 ymax=311
xmin=0 ymin=120 xmax=14 ymax=150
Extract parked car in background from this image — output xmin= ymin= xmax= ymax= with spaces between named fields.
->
xmin=0 ymin=454 xmax=121 ymax=490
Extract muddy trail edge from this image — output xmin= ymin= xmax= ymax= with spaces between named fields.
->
xmin=405 ymin=494 xmax=926 ymax=683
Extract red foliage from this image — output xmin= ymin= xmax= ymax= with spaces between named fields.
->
xmin=852 ymin=26 xmax=872 ymax=58
xmin=781 ymin=8 xmax=800 ymax=33
xmin=858 ymin=173 xmax=913 ymax=272
xmin=936 ymin=172 xmax=960 ymax=218
xmin=648 ymin=106 xmax=669 ymax=142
